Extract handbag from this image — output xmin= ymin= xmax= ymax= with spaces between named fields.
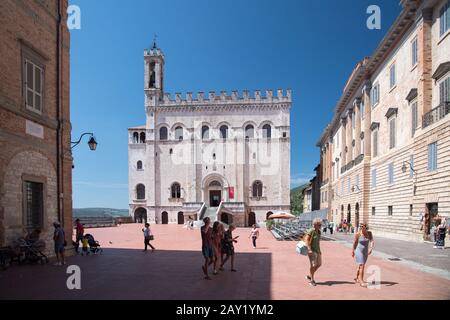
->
xmin=149 ymin=235 xmax=154 ymax=241
xmin=296 ymin=241 xmax=308 ymax=256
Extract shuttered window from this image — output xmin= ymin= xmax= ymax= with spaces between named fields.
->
xmin=388 ymin=162 xmax=394 ymax=184
xmin=371 ymin=168 xmax=377 ymax=188
xmin=389 ymin=118 xmax=396 ymax=149
xmin=411 ymin=101 xmax=418 ymax=137
xmin=390 ymin=64 xmax=396 ymax=89
xmin=411 ymin=38 xmax=418 ymax=66
xmin=440 ymin=1 xmax=450 ymax=36
xmin=440 ymin=77 xmax=450 ymax=103
xmin=24 ymin=59 xmax=43 ymax=113
xmin=373 ymin=130 xmax=378 ymax=157
xmin=410 ymin=155 xmax=414 ymax=178
xmin=428 ymin=142 xmax=438 ymax=171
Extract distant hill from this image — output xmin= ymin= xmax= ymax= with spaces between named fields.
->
xmin=73 ymin=208 xmax=129 ymax=218
xmin=290 ymin=183 xmax=309 ymax=215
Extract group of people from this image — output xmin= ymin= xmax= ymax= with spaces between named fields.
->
xmin=431 ymin=217 xmax=447 ymax=249
xmin=304 ymin=218 xmax=374 ymax=287
xmin=200 ymin=217 xmax=239 ymax=280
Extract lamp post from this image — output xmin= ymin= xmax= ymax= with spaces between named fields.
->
xmin=402 ymin=161 xmax=417 ymax=195
xmin=71 ymin=132 xmax=98 ymax=150
xmin=71 ymin=133 xmax=98 ymax=169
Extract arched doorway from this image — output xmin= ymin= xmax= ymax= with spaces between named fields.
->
xmin=266 ymin=211 xmax=273 ymax=220
xmin=355 ymin=203 xmax=360 ymax=231
xmin=221 ymin=212 xmax=232 ymax=225
xmin=248 ymin=212 xmax=256 ymax=227
xmin=177 ymin=212 xmax=184 ymax=225
xmin=208 ymin=181 xmax=222 ymax=207
xmin=347 ymin=204 xmax=351 ymax=224
xmin=161 ymin=211 xmax=168 ymax=224
xmin=134 ymin=207 xmax=147 ymax=223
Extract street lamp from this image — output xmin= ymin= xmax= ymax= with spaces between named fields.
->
xmin=401 ymin=161 xmax=417 ymax=195
xmin=71 ymin=133 xmax=98 ymax=150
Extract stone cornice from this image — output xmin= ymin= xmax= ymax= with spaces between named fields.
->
xmin=406 ymin=88 xmax=418 ymax=102
xmin=385 ymin=107 xmax=398 ymax=119
xmin=152 ymin=102 xmax=291 ymax=113
xmin=370 ymin=122 xmax=380 ymax=131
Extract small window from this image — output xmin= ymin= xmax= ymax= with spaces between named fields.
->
xmin=133 ymin=132 xmax=139 ymax=143
xmin=159 ymin=127 xmax=168 ymax=140
xmin=24 ymin=180 xmax=44 ymax=230
xmin=140 ymin=132 xmax=146 ymax=143
xmin=411 ymin=37 xmax=418 ymax=67
xmin=428 ymin=142 xmax=438 ymax=171
xmin=136 ymin=184 xmax=145 ymax=200
xmin=388 ymin=206 xmax=393 ymax=216
xmin=372 ymin=207 xmax=376 ymax=216
xmin=360 ymin=101 xmax=365 ymax=120
xmin=262 ymin=124 xmax=271 ymax=138
xmin=282 ymin=132 xmax=287 ymax=138
xmin=220 ymin=125 xmax=228 ymax=140
xmin=389 ymin=63 xmax=396 ymax=89
xmin=440 ymin=1 xmax=450 ymax=36
xmin=409 ymin=204 xmax=413 ymax=216
xmin=202 ymin=126 xmax=209 ymax=140
xmin=137 ymin=161 xmax=143 ymax=170
xmin=245 ymin=125 xmax=254 ymax=139
xmin=252 ymin=181 xmax=263 ymax=197
xmin=175 ymin=126 xmax=183 ymax=141
xmin=171 ymin=183 xmax=181 ymax=199
xmin=388 ymin=162 xmax=395 ymax=185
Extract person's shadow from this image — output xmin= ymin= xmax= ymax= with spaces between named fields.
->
xmin=317 ymin=280 xmax=398 ymax=287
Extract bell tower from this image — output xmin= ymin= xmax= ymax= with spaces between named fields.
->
xmin=144 ymin=37 xmax=164 ymax=107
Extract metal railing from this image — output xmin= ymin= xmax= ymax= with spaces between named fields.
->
xmin=422 ymin=102 xmax=450 ymax=128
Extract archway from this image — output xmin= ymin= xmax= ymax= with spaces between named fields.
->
xmin=347 ymin=204 xmax=351 ymax=224
xmin=355 ymin=203 xmax=360 ymax=232
xmin=177 ymin=212 xmax=184 ymax=225
xmin=161 ymin=211 xmax=169 ymax=224
xmin=248 ymin=212 xmax=256 ymax=227
xmin=208 ymin=180 xmax=222 ymax=207
xmin=134 ymin=207 xmax=147 ymax=223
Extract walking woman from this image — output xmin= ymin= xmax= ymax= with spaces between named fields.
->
xmin=211 ymin=222 xmax=224 ymax=275
xmin=351 ymin=223 xmax=374 ymax=287
xmin=220 ymin=224 xmax=238 ymax=272
xmin=249 ymin=224 xmax=259 ymax=248
xmin=201 ymin=217 xmax=214 ymax=280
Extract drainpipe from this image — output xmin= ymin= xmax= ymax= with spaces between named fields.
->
xmin=56 ymin=0 xmax=63 ymax=226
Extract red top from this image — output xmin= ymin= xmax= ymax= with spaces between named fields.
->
xmin=76 ymin=223 xmax=84 ymax=236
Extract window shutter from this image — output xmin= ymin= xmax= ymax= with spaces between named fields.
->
xmin=428 ymin=144 xmax=432 ymax=171
xmin=412 ymin=102 xmax=417 ymax=137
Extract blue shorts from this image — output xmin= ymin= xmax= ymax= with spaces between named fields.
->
xmin=54 ymin=243 xmax=65 ymax=254
xmin=202 ymin=246 xmax=213 ymax=258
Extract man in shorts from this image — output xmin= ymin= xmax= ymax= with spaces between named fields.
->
xmin=304 ymin=218 xmax=322 ymax=286
xmin=53 ymin=221 xmax=66 ymax=266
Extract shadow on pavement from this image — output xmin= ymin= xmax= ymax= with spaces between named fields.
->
xmin=0 ymin=248 xmax=272 ymax=300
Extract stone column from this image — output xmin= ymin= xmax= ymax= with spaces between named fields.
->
xmin=417 ymin=8 xmax=433 ymax=121
xmin=354 ymin=98 xmax=362 ymax=157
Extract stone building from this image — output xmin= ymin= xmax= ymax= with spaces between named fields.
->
xmin=317 ymin=0 xmax=450 ymax=241
xmin=128 ymin=44 xmax=291 ymax=227
xmin=0 ymin=0 xmax=72 ymax=251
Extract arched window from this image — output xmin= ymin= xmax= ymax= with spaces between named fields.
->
xmin=220 ymin=125 xmax=228 ymax=140
xmin=202 ymin=126 xmax=209 ymax=140
xmin=140 ymin=132 xmax=146 ymax=143
xmin=262 ymin=124 xmax=271 ymax=138
xmin=175 ymin=126 xmax=183 ymax=141
xmin=245 ymin=125 xmax=254 ymax=139
xmin=137 ymin=161 xmax=143 ymax=170
xmin=252 ymin=181 xmax=263 ymax=197
xmin=136 ymin=184 xmax=145 ymax=200
xmin=171 ymin=182 xmax=181 ymax=199
xmin=133 ymin=132 xmax=139 ymax=143
xmin=159 ymin=127 xmax=168 ymax=140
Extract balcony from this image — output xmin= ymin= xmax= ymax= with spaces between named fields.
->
xmin=422 ymin=102 xmax=450 ymax=128
xmin=354 ymin=154 xmax=364 ymax=166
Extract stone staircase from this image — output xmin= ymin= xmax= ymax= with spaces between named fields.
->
xmin=204 ymin=207 xmax=218 ymax=222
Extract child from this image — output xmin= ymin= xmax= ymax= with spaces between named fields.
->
xmin=81 ymin=235 xmax=89 ymax=256
xmin=142 ymin=223 xmax=155 ymax=252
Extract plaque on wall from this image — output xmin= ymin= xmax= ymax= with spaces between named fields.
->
xmin=25 ymin=120 xmax=44 ymax=139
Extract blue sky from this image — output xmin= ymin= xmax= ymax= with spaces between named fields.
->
xmin=70 ymin=0 xmax=401 ymax=209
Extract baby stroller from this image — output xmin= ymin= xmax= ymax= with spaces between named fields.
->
xmin=12 ymin=237 xmax=49 ymax=265
xmin=85 ymin=234 xmax=103 ymax=254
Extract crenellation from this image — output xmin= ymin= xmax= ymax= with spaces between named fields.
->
xmin=158 ymin=89 xmax=292 ymax=106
